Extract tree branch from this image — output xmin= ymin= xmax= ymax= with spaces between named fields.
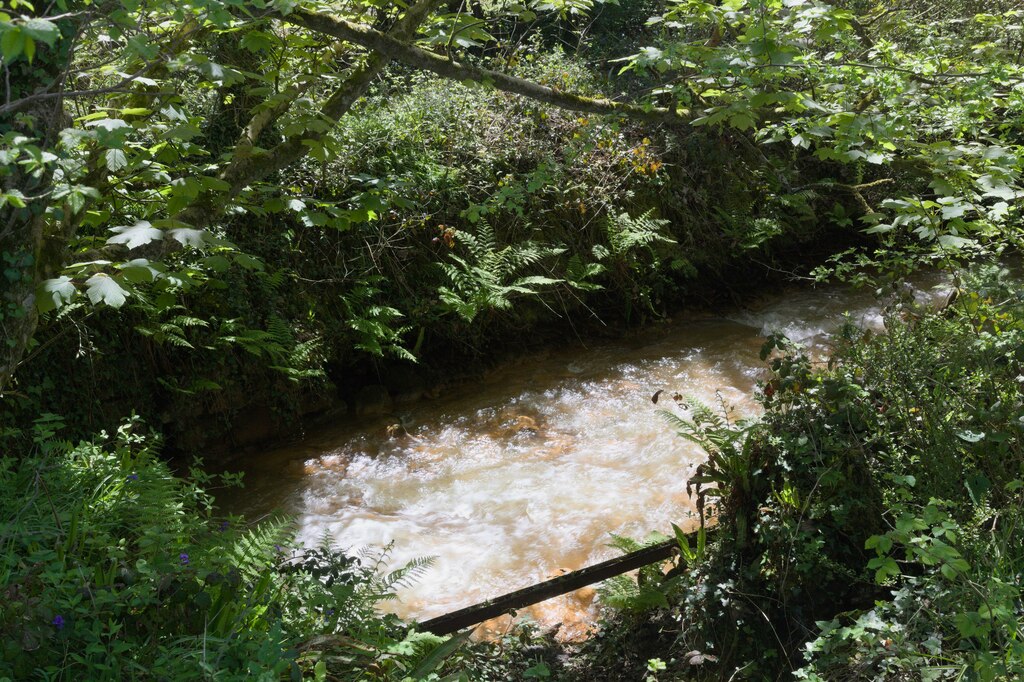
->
xmin=277 ymin=10 xmax=687 ymax=126
xmin=206 ymin=0 xmax=445 ymax=204
xmin=113 ymin=0 xmax=445 ymax=262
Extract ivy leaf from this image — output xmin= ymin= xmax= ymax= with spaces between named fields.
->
xmin=36 ymin=276 xmax=76 ymax=313
xmin=107 ymin=221 xmax=165 ymax=249
xmin=85 ymin=273 xmax=129 ymax=307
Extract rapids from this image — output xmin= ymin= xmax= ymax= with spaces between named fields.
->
xmin=224 ymin=276 xmax=950 ymax=639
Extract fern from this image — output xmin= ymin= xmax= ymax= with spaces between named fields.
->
xmin=135 ymin=305 xmax=210 ymax=349
xmin=598 ymin=533 xmax=677 ymax=613
xmin=340 ymin=280 xmax=414 ymax=360
xmin=437 ymin=218 xmax=565 ymax=322
xmin=661 ymin=396 xmax=757 ymax=545
xmin=565 ymin=254 xmax=605 ymax=291
xmin=375 ymin=555 xmax=437 ymax=597
xmin=227 ymin=517 xmax=294 ymax=579
xmin=604 ymin=209 xmax=675 ymax=257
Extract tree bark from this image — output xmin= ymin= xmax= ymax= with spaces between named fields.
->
xmin=0 ymin=12 xmax=84 ymax=393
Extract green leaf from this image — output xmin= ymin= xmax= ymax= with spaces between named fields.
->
xmin=977 ymin=174 xmax=1018 ymax=200
xmin=240 ymin=29 xmax=276 ymax=53
xmin=202 ymin=254 xmax=230 ymax=272
xmin=523 ymin=660 xmax=551 ymax=678
xmin=22 ymin=18 xmax=59 ymax=46
xmin=936 ymin=234 xmax=973 ymax=249
xmin=105 ymin=148 xmax=128 ymax=172
xmin=956 ymin=429 xmax=985 ymax=443
xmin=671 ymin=522 xmax=691 ymax=555
xmin=107 ymin=221 xmax=164 ymax=249
xmin=85 ymin=274 xmax=128 ymax=307
xmin=1 ymin=27 xmax=25 ymax=62
xmin=199 ymin=176 xmax=231 ymax=192
xmin=119 ymin=259 xmax=163 ymax=283
xmin=0 ymin=190 xmax=27 ymax=209
xmin=36 ymin=276 xmax=76 ymax=313
xmin=233 ymin=253 xmax=264 ymax=270
xmin=167 ymin=228 xmax=207 ymax=247
xmin=87 ymin=118 xmax=132 ymax=148
xmin=867 ymin=556 xmax=900 ymax=583
xmin=408 ymin=630 xmax=472 ymax=679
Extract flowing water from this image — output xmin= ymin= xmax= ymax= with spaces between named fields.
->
xmin=224 ymin=277 xmax=951 ymax=639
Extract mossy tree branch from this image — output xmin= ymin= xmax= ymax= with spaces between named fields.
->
xmin=279 ymin=9 xmax=688 ymax=127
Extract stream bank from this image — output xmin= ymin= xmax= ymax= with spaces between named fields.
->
xmin=221 ymin=272 xmax=952 ymax=639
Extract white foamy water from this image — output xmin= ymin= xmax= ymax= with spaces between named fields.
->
xmin=225 ymin=275 xmax=951 ymax=638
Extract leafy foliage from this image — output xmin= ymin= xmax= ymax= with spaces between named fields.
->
xmin=584 ymin=265 xmax=1024 ymax=680
xmin=437 ymin=219 xmax=565 ymax=323
xmin=0 ymin=416 xmax=471 ymax=681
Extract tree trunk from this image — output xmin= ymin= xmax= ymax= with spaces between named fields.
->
xmin=0 ymin=14 xmax=81 ymax=393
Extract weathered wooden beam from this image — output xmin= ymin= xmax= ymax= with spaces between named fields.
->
xmin=418 ymin=539 xmax=679 ymax=635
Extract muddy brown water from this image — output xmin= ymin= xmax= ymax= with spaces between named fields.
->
xmin=222 ymin=276 xmax=950 ymax=639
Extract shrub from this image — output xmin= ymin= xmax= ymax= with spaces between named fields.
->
xmin=0 ymin=416 xmax=467 ymax=681
xmin=578 ymin=263 xmax=1024 ymax=680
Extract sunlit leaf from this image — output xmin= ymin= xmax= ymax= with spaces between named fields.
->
xmin=36 ymin=276 xmax=76 ymax=313
xmin=107 ymin=221 xmax=164 ymax=249
xmin=85 ymin=273 xmax=129 ymax=307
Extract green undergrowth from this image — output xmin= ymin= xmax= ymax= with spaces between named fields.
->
xmin=0 ymin=416 xmax=564 ymax=681
xmin=567 ymin=261 xmax=1024 ymax=681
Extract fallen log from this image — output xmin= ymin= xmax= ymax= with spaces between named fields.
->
xmin=419 ymin=539 xmax=679 ymax=635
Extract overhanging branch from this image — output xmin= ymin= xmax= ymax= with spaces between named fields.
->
xmin=279 ymin=10 xmax=687 ymax=126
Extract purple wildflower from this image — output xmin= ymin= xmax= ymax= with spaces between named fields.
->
xmin=126 ymin=474 xmax=139 ymax=482
xmin=52 ymin=615 xmax=64 ymax=629
xmin=179 ymin=552 xmax=190 ymax=566
xmin=274 ymin=544 xmax=284 ymax=554
xmin=219 ymin=521 xmax=230 ymax=532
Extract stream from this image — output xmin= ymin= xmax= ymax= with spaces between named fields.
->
xmin=224 ymin=276 xmax=951 ymax=639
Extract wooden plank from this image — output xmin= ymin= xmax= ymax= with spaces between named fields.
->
xmin=418 ymin=539 xmax=679 ymax=635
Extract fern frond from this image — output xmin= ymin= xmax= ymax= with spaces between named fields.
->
xmin=606 ymin=209 xmax=674 ymax=256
